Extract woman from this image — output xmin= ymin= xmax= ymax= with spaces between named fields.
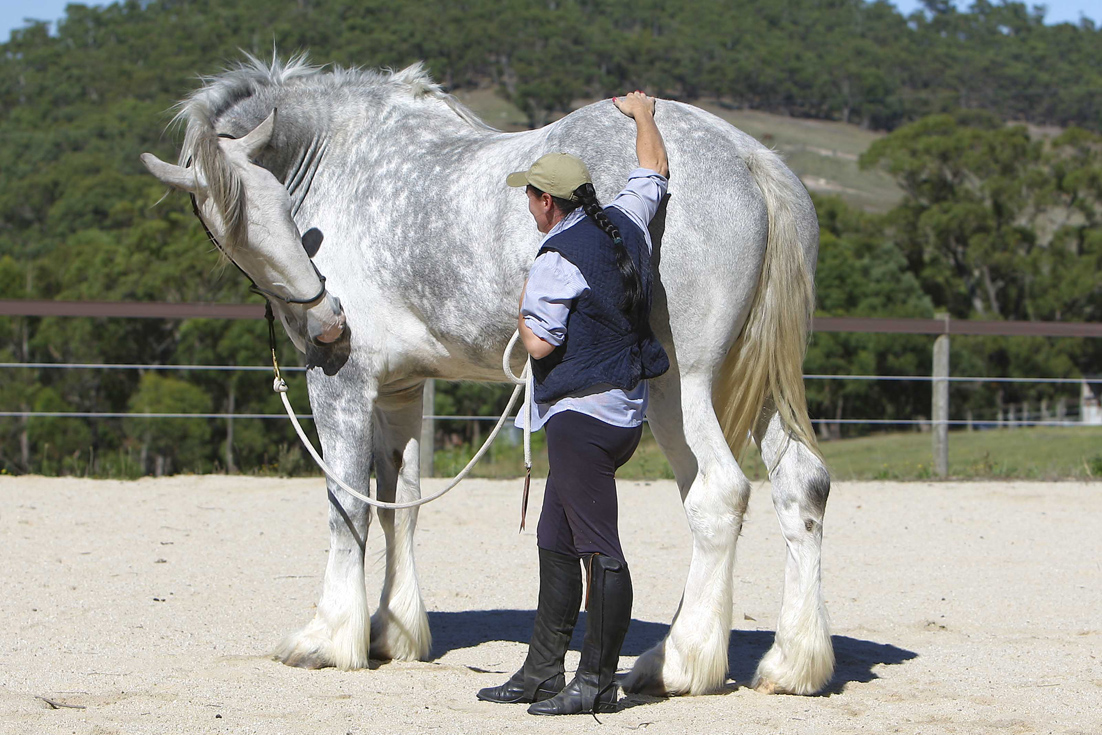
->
xmin=477 ymin=92 xmax=670 ymax=716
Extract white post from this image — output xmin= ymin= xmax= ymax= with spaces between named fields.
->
xmin=932 ymin=334 xmax=950 ymax=478
xmin=1082 ymin=381 xmax=1102 ymax=425
xmin=225 ymin=381 xmax=237 ymax=474
xmin=420 ymin=379 xmax=435 ymax=478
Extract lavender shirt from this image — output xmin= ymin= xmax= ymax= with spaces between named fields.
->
xmin=517 ymin=168 xmax=668 ymax=431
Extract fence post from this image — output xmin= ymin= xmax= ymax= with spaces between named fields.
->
xmin=225 ymin=381 xmax=237 ymax=474
xmin=420 ymin=379 xmax=435 ymax=478
xmin=932 ymin=332 xmax=950 ymax=478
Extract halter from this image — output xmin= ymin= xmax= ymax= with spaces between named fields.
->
xmin=186 ymin=131 xmax=329 ymax=308
xmin=189 ymin=191 xmax=329 ymax=307
xmin=185 ymin=142 xmax=329 ymax=397
xmin=187 ymin=188 xmax=330 ymax=418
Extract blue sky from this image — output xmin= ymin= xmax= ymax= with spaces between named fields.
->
xmin=892 ymin=0 xmax=1097 ymax=23
xmin=1 ymin=0 xmax=1097 ymax=42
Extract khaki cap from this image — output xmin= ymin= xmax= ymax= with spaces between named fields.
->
xmin=506 ymin=153 xmax=592 ymax=200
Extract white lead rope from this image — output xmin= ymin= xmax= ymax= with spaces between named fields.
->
xmin=501 ymin=330 xmax=536 ymax=529
xmin=274 ymin=330 xmax=533 ymax=512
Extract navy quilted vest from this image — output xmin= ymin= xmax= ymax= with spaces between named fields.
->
xmin=531 ymin=207 xmax=670 ymax=404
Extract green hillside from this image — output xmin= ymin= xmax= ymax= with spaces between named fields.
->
xmin=456 ymin=89 xmax=905 ymax=212
xmin=705 ymin=105 xmax=904 ymax=212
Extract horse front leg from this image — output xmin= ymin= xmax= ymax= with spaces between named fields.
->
xmin=368 ymin=381 xmax=431 ymax=661
xmin=623 ymin=374 xmax=749 ymax=696
xmin=274 ymin=376 xmax=377 ymax=670
xmin=750 ymin=409 xmax=834 ymax=695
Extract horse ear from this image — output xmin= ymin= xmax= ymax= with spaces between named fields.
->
xmin=239 ymin=109 xmax=277 ymax=158
xmin=140 ymin=152 xmax=207 ymax=193
xmin=301 ymin=227 xmax=324 ymax=257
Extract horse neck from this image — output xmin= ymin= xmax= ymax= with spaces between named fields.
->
xmin=350 ymin=93 xmax=493 ymax=161
xmin=256 ymin=89 xmax=489 ymax=211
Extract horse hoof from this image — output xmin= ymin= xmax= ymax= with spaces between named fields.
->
xmin=753 ymin=678 xmax=778 ymax=694
xmin=273 ymin=616 xmax=370 ymax=671
xmin=369 ymin=611 xmax=431 ymax=662
xmin=752 ymin=639 xmax=834 ymax=696
xmin=622 ymin=644 xmax=671 ymax=695
xmin=623 ymin=638 xmax=730 ymax=696
xmin=274 ymin=643 xmax=333 ymax=670
xmin=751 ymin=676 xmax=807 ymax=695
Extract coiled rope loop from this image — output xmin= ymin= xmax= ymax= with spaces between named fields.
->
xmin=272 ymin=320 xmax=533 ymax=513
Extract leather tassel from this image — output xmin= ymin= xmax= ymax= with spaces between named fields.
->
xmin=519 ymin=466 xmax=532 ymax=531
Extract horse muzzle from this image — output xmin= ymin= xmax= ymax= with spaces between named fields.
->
xmin=307 ymin=293 xmax=346 ymax=345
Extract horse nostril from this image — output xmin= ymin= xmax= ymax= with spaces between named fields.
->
xmin=314 ymin=318 xmax=345 ymax=345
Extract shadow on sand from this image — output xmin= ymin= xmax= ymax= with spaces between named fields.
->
xmin=427 ymin=610 xmax=916 ymax=695
xmin=727 ymin=629 xmax=918 ymax=694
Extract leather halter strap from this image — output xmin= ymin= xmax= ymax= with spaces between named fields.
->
xmin=189 ymin=191 xmax=328 ymax=307
xmin=186 ymin=131 xmax=328 ymax=307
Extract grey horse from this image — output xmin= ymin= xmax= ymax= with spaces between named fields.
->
xmin=140 ymin=54 xmax=834 ymax=697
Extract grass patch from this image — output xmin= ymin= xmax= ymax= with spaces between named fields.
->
xmin=452 ymin=88 xmax=530 ymax=131
xmin=695 ymin=103 xmax=904 ymax=212
xmin=821 ymin=426 xmax=1102 ymax=481
xmin=430 ymin=425 xmax=1102 ymax=482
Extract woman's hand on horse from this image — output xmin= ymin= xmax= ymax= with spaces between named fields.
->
xmin=614 ymin=92 xmax=668 ymax=178
xmin=613 ymin=91 xmax=656 ymax=120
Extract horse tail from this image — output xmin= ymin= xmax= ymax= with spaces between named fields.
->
xmin=712 ymin=149 xmax=822 ymax=462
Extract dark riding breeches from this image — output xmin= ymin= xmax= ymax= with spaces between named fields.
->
xmin=536 ymin=410 xmax=642 ymax=564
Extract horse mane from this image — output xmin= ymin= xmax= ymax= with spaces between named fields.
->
xmin=191 ymin=124 xmax=248 ymax=255
xmin=175 ymin=51 xmax=495 ymax=159
xmin=172 ymin=53 xmax=494 ymax=254
xmin=172 ymin=54 xmax=319 ymax=254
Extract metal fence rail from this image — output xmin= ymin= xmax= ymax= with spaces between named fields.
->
xmin=0 ymin=362 xmax=306 ymax=372
xmin=5 ymin=300 xmax=1102 ymax=338
xmin=0 ymin=362 xmax=1090 ymax=385
xmin=1 ymin=363 xmax=1091 ymax=454
xmin=3 ymin=301 xmax=1100 ymax=476
xmin=0 ymin=364 xmax=1088 ymax=424
xmin=0 ymin=412 xmax=1086 ymax=429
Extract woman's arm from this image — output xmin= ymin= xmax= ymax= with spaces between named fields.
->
xmin=513 ymin=279 xmax=551 ymax=361
xmin=516 ymin=254 xmax=588 ymax=361
xmin=613 ymin=92 xmax=669 ymax=178
xmin=517 ymin=280 xmax=557 ymax=360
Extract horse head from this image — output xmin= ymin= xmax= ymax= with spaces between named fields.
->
xmin=140 ymin=111 xmax=346 ymax=351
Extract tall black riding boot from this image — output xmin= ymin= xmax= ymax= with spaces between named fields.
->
xmin=477 ymin=548 xmax=582 ymax=704
xmin=527 ymin=554 xmax=633 ymax=715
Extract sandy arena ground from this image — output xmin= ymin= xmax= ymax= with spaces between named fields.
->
xmin=1 ymin=475 xmax=1100 ymax=734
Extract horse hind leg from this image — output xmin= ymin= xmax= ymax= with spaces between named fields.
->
xmin=623 ymin=373 xmax=749 ymax=696
xmin=368 ymin=385 xmax=431 ymax=662
xmin=751 ymin=408 xmax=834 ymax=695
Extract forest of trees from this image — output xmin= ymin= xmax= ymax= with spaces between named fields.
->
xmin=4 ymin=0 xmax=1101 ymax=130
xmin=0 ymin=0 xmax=1099 ymax=475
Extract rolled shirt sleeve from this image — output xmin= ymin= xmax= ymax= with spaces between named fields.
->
xmin=521 ymin=251 xmax=589 ymax=347
xmin=608 ymin=168 xmax=669 ymax=248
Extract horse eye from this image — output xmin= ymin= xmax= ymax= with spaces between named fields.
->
xmin=301 ymin=227 xmax=324 ymax=257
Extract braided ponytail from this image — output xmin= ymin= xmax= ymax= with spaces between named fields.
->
xmin=572 ymin=183 xmax=645 ymax=327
